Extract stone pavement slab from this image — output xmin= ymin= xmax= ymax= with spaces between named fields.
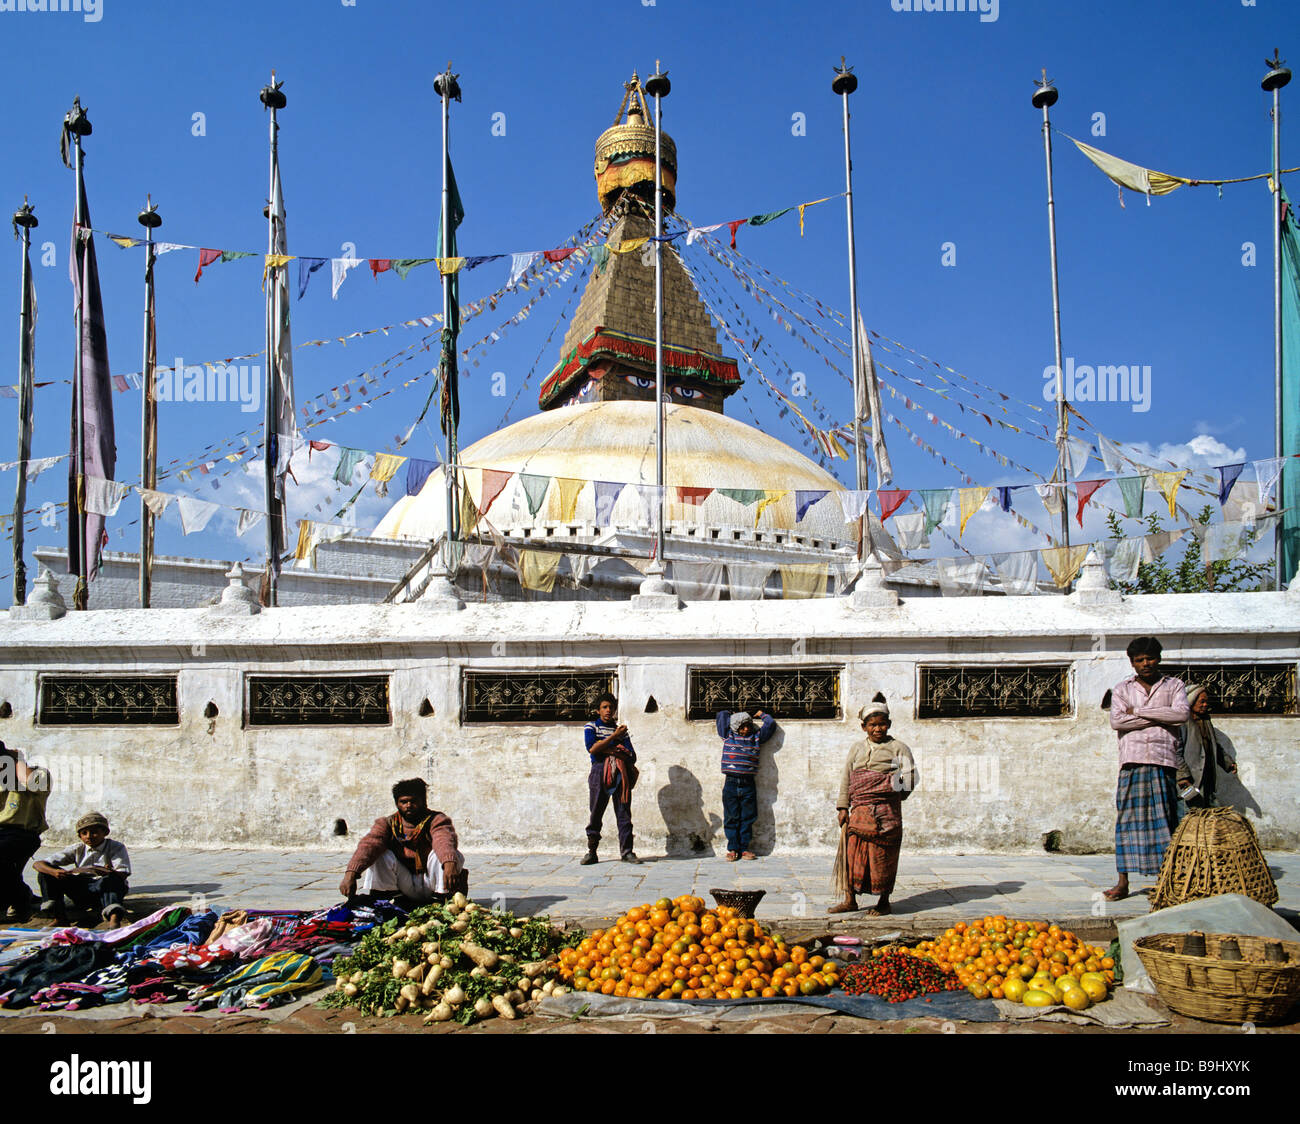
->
xmin=103 ymin=847 xmax=1300 ymax=938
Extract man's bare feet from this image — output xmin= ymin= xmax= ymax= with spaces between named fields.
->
xmin=864 ymin=896 xmax=892 ymax=916
xmin=827 ymin=899 xmax=859 ymax=914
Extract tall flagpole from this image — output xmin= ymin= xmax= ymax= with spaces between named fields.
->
xmin=1263 ymin=51 xmax=1291 ymax=588
xmin=1033 ymin=70 xmax=1070 ymax=550
xmin=137 ymin=197 xmax=161 ymax=608
xmin=832 ymin=59 xmax=866 ymax=563
xmin=12 ymin=200 xmax=38 ymax=606
xmin=646 ymin=65 xmax=671 ymax=574
xmin=434 ymin=63 xmax=460 ymax=577
xmin=65 ymin=98 xmax=92 ymax=611
xmin=260 ymin=74 xmax=286 ymax=607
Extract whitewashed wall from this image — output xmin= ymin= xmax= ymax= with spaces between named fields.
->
xmin=1 ymin=584 xmax=1296 ymax=854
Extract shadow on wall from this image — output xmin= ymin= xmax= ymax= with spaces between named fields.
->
xmin=751 ymin=725 xmax=783 ymax=855
xmin=1207 ymin=731 xmax=1263 ymax=818
xmin=657 ymin=765 xmax=721 ymax=857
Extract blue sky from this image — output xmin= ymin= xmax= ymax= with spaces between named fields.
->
xmin=0 ymin=0 xmax=1294 ymax=600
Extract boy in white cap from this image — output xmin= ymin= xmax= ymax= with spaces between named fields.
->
xmin=32 ymin=811 xmax=132 ymax=927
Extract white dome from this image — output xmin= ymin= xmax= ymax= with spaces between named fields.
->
xmin=374 ymin=401 xmax=894 ymax=553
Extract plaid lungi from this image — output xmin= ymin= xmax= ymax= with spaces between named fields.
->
xmin=1115 ymin=763 xmax=1180 ymax=875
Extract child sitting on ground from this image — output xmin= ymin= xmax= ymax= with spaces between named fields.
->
xmin=32 ymin=811 xmax=131 ymax=927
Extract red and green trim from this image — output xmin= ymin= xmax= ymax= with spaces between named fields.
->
xmin=539 ymin=326 xmax=741 ymax=409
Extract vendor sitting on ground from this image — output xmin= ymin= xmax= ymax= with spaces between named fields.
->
xmin=32 ymin=811 xmax=131 ymax=927
xmin=339 ymin=779 xmax=465 ymax=906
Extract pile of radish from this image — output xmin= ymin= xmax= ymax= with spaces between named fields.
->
xmin=324 ymin=892 xmax=581 ymax=1025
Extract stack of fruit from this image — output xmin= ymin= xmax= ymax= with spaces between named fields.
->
xmin=841 ymin=951 xmax=965 ymax=1003
xmin=556 ymin=895 xmax=839 ymax=1000
xmin=909 ymin=916 xmax=1116 ymax=1007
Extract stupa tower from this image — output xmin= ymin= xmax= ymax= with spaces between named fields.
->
xmin=538 ymin=75 xmax=742 ymax=414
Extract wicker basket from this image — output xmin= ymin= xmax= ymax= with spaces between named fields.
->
xmin=1134 ymin=932 xmax=1300 ymax=1025
xmin=708 ymin=888 xmax=766 ymax=918
xmin=1150 ymin=807 xmax=1278 ymax=911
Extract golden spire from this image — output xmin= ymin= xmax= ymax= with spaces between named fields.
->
xmin=593 ymin=73 xmax=676 ymax=214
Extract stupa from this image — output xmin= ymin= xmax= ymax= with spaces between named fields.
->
xmin=374 ymin=76 xmax=900 ymax=600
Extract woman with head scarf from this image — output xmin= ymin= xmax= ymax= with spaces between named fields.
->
xmin=829 ymin=694 xmax=917 ymax=916
xmin=1175 ymin=684 xmax=1238 ymax=808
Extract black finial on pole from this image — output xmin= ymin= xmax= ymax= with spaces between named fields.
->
xmin=645 ymin=62 xmax=670 ymax=99
xmin=260 ymin=71 xmax=287 ymax=110
xmin=434 ymin=62 xmax=461 ymax=103
xmin=1032 ymin=68 xmax=1059 ymax=109
xmin=1263 ymin=49 xmax=1292 ymax=92
xmin=832 ymin=56 xmax=857 ymax=96
xmin=64 ymin=96 xmax=92 ymax=137
xmin=12 ymin=199 xmax=37 ymax=241
xmin=137 ymin=195 xmax=162 ymax=231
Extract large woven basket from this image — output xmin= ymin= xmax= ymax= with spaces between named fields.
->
xmin=1150 ymin=807 xmax=1278 ymax=910
xmin=1134 ymin=932 xmax=1300 ymax=1025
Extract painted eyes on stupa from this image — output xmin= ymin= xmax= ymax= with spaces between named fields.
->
xmin=672 ymin=385 xmax=703 ymax=399
xmin=624 ymin=375 xmax=655 ymax=389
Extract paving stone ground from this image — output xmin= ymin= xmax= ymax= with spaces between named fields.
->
xmin=113 ymin=846 xmax=1300 ymax=933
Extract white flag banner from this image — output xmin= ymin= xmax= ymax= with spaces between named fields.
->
xmin=1202 ymin=521 xmax=1248 ymax=564
xmin=177 ymin=496 xmax=220 ymax=536
xmin=235 ymin=508 xmax=265 ymax=538
xmin=1254 ymin=457 xmax=1286 ymax=507
xmin=991 ymin=551 xmax=1037 ymax=595
xmin=1098 ymin=434 xmax=1126 ymax=474
xmin=892 ymin=511 xmax=929 ymax=551
xmin=836 ymin=489 xmax=871 ymax=523
xmin=1100 ymin=537 xmax=1143 ymax=584
xmin=726 ymin=563 xmax=770 ymax=601
xmin=507 ymin=251 xmax=541 ymax=288
xmin=685 ymin=224 xmax=723 ymax=245
xmin=1036 ymin=482 xmax=1065 ymax=517
xmin=25 ymin=455 xmax=65 ymax=481
xmin=1066 ymin=436 xmax=1092 ymax=479
xmin=331 ymin=256 xmax=363 ymax=300
xmin=83 ymin=476 xmax=131 ymax=517
xmin=139 ymin=489 xmax=173 ymax=518
xmin=669 ymin=560 xmax=724 ymax=601
xmin=936 ymin=556 xmax=988 ymax=597
xmin=633 ymin=484 xmax=664 ymax=529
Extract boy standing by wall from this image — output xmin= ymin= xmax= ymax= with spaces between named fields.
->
xmin=716 ymin=709 xmax=776 ymax=861
xmin=582 ymin=692 xmax=640 ymax=865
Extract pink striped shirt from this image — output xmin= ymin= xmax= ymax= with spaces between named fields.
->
xmin=1109 ymin=674 xmax=1190 ymax=767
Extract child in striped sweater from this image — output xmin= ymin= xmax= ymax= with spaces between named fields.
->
xmin=716 ymin=709 xmax=776 ymax=860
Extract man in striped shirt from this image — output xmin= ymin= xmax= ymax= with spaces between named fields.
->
xmin=716 ymin=709 xmax=776 ymax=861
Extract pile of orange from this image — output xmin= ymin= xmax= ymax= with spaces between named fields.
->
xmin=909 ymin=916 xmax=1115 ymax=1002
xmin=556 ymin=895 xmax=839 ymax=1000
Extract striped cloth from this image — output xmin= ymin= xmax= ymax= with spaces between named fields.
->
xmin=1115 ymin=763 xmax=1181 ymax=875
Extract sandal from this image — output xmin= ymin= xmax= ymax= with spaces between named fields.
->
xmin=724 ymin=851 xmax=739 ymax=862
xmin=740 ymin=852 xmax=757 ymax=861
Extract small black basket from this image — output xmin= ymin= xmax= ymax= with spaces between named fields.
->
xmin=708 ymin=888 xmax=766 ymax=918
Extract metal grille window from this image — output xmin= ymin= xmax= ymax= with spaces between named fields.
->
xmin=1162 ymin=664 xmax=1297 ymax=716
xmin=39 ymin=675 xmax=179 ymax=726
xmin=247 ymin=675 xmax=390 ymax=726
xmin=687 ymin=666 xmax=841 ymax=721
xmin=918 ymin=665 xmax=1069 ymax=719
xmin=462 ymin=669 xmax=616 ymax=723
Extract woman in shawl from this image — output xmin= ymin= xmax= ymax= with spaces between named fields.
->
xmin=1175 ymin=684 xmax=1237 ymax=808
xmin=829 ymin=695 xmax=917 ymax=916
